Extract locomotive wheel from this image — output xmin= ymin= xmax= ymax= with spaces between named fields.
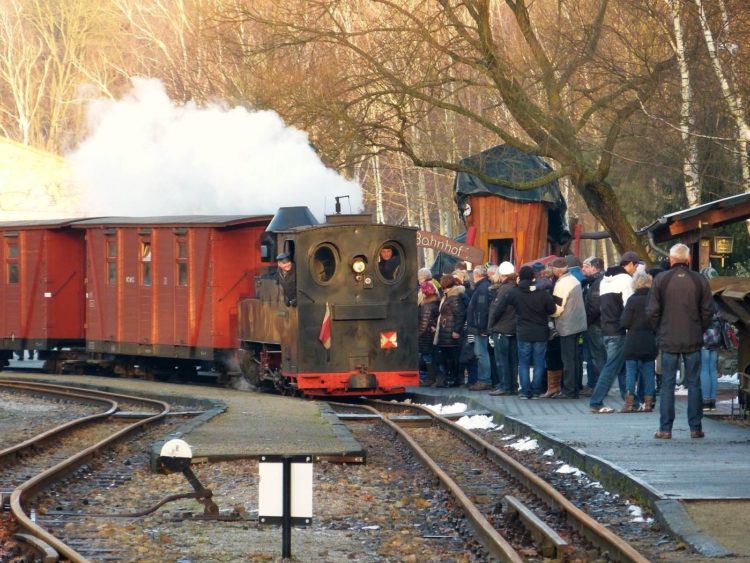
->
xmin=239 ymin=349 xmax=262 ymax=387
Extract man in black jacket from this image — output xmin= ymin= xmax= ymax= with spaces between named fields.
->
xmin=466 ymin=266 xmax=492 ymax=391
xmin=494 ymin=266 xmax=556 ymax=399
xmin=582 ymin=257 xmax=605 ymax=395
xmin=646 ymin=243 xmax=714 ymax=439
xmin=487 ymin=262 xmax=518 ymax=396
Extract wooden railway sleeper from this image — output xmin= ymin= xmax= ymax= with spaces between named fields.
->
xmin=502 ymin=495 xmax=571 ymax=559
xmin=13 ymin=533 xmax=58 ymax=563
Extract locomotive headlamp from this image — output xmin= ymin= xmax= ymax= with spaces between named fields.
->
xmin=352 ymin=256 xmax=367 ymax=274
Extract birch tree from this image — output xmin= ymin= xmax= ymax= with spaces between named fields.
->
xmin=667 ymin=0 xmax=701 ymax=206
xmin=693 ymin=0 xmax=750 ymax=190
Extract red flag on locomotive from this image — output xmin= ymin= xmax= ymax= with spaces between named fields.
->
xmin=319 ymin=302 xmax=332 ymax=349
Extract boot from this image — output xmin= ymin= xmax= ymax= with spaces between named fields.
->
xmin=620 ymin=393 xmax=635 ymax=413
xmin=421 ymin=362 xmax=436 ymax=387
xmin=643 ymin=395 xmax=654 ymax=412
xmin=540 ymin=370 xmax=562 ymax=398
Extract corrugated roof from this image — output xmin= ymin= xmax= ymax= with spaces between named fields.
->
xmin=0 ymin=218 xmax=86 ymax=229
xmin=638 ymin=192 xmax=750 ymax=235
xmin=71 ymin=215 xmax=274 ymax=228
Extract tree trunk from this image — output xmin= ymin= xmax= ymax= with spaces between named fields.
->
xmin=668 ymin=0 xmax=701 ymax=206
xmin=575 ymin=179 xmax=648 ymax=260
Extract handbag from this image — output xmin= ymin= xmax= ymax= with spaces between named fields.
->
xmin=459 ymin=339 xmax=476 ymax=363
xmin=721 ymin=319 xmax=739 ymax=350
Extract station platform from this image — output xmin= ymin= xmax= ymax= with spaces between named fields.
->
xmin=412 ymin=383 xmax=750 ymax=558
xmin=0 ymin=372 xmax=363 ymax=462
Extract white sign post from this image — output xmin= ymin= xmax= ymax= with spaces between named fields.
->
xmin=258 ymin=455 xmax=313 ymax=558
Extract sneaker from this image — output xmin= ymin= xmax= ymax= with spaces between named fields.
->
xmin=489 ymin=389 xmax=511 ymax=396
xmin=579 ymin=387 xmax=594 ymax=397
xmin=518 ymin=395 xmax=530 ymax=400
xmin=468 ymin=382 xmax=492 ymax=391
xmin=530 ymin=395 xmax=540 ymax=400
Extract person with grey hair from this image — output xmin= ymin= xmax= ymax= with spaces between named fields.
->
xmin=418 ymin=267 xmax=442 ymax=298
xmin=620 ymin=273 xmax=657 ymax=412
xmin=647 ymin=243 xmax=714 ymax=439
xmin=465 ymin=265 xmax=492 ymax=390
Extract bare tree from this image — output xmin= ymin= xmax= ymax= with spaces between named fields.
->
xmin=225 ymin=0 xmax=680 ymax=255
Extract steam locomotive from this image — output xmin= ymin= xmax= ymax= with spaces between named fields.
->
xmin=0 ymin=208 xmax=419 ymax=397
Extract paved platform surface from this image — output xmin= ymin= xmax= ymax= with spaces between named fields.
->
xmin=0 ymin=372 xmax=362 ymax=460
xmin=413 ymin=384 xmax=749 ymax=500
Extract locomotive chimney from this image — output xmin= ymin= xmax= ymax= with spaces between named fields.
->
xmin=266 ymin=207 xmax=319 ymax=232
xmin=261 ymin=207 xmax=319 ymax=262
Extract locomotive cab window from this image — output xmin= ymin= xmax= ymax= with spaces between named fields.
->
xmin=377 ymin=242 xmax=403 ymax=282
xmin=311 ymin=243 xmax=337 ymax=284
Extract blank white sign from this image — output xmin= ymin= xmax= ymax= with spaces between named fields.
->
xmin=258 ymin=461 xmax=313 ymax=519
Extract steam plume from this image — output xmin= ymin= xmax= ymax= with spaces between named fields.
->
xmin=67 ymin=78 xmax=362 ymax=220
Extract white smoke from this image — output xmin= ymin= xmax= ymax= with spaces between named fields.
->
xmin=66 ymin=77 xmax=362 ymax=220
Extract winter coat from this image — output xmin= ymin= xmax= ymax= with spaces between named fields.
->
xmin=620 ymin=287 xmax=658 ymax=360
xmin=466 ymin=277 xmax=491 ymax=335
xmin=418 ymin=295 xmax=440 ymax=353
xmin=500 ymin=279 xmax=556 ymax=342
xmin=599 ymin=266 xmax=634 ymax=336
xmin=584 ymin=272 xmax=604 ymax=326
xmin=646 ymin=263 xmax=714 ymax=354
xmin=435 ymin=285 xmax=467 ymax=347
xmin=487 ymin=280 xmax=517 ymax=335
xmin=551 ymin=272 xmax=587 ymax=337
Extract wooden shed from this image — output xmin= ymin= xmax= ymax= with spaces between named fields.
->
xmin=453 ymin=144 xmax=569 ymax=267
xmin=0 ymin=220 xmax=86 ymax=364
xmin=74 ymin=215 xmax=271 ymax=374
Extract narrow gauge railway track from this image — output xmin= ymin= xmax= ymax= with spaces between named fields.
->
xmin=0 ymin=380 xmax=170 ymax=562
xmin=332 ymin=400 xmax=648 ymax=563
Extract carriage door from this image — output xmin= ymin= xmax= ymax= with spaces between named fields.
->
xmin=487 ymin=237 xmax=514 ymax=265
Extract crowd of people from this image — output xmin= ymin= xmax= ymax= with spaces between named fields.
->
xmin=417 ymin=243 xmax=719 ymax=439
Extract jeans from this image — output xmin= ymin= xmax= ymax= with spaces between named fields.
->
xmin=659 ymin=350 xmax=702 ymax=432
xmin=589 ymin=335 xmax=626 ymax=408
xmin=474 ymin=335 xmax=492 ymax=385
xmin=560 ymin=333 xmax=583 ymax=397
xmin=517 ymin=340 xmax=547 ymax=397
xmin=491 ymin=333 xmax=518 ymax=393
xmin=700 ymin=347 xmax=718 ymax=401
xmin=625 ymin=359 xmax=655 ymax=398
xmin=585 ymin=324 xmax=606 ymax=389
xmin=419 ymin=351 xmax=436 ymax=384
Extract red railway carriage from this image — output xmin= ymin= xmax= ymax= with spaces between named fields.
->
xmin=72 ymin=215 xmax=271 ymax=377
xmin=0 ymin=220 xmax=86 ymax=366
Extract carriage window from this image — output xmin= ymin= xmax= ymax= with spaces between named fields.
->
xmin=376 ymin=242 xmax=403 ymax=282
xmin=141 ymin=241 xmax=152 ymax=286
xmin=107 ymin=240 xmax=117 ymax=285
xmin=312 ymin=243 xmax=337 ymax=284
xmin=7 ymin=242 xmax=18 ymax=284
xmin=176 ymin=239 xmax=188 ymax=286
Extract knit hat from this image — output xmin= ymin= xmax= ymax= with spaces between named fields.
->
xmin=419 ymin=281 xmax=437 ymax=296
xmin=619 ymin=251 xmax=640 ymax=265
xmin=498 ymin=261 xmax=515 ymax=276
xmin=519 ymin=265 xmax=535 ymax=281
